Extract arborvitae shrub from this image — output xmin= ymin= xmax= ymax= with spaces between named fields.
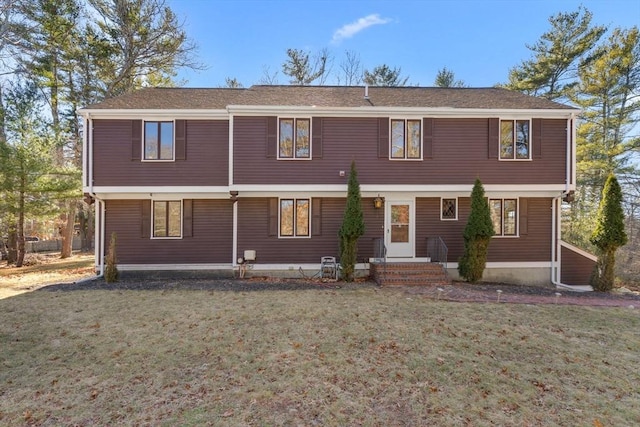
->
xmin=458 ymin=178 xmax=494 ymax=282
xmin=105 ymin=232 xmax=119 ymax=283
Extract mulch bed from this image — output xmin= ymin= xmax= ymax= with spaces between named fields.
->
xmin=40 ymin=276 xmax=640 ymax=308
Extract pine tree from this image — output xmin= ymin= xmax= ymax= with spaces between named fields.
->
xmin=339 ymin=161 xmax=365 ymax=282
xmin=504 ymin=6 xmax=605 ymax=101
xmin=434 ymin=67 xmax=466 ymax=87
xmin=363 ymin=64 xmax=409 ymax=86
xmin=590 ymin=174 xmax=627 ymax=291
xmin=458 ymin=179 xmax=494 ymax=282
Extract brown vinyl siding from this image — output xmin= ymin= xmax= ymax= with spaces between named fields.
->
xmin=416 ymin=197 xmax=552 ymax=263
xmin=104 ymin=199 xmax=232 ymax=264
xmin=237 ymin=197 xmax=383 ymax=264
xmin=93 ymin=119 xmax=228 ymax=186
xmin=561 ymin=245 xmax=596 ymax=286
xmin=233 ymin=117 xmax=568 ymax=186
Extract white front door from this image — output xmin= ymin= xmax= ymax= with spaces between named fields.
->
xmin=385 ymin=200 xmax=414 ymax=258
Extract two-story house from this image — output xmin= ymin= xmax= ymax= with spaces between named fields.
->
xmin=79 ymin=85 xmax=596 ymax=288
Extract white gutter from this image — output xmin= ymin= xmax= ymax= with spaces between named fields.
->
xmin=551 ymin=196 xmax=561 ymax=286
xmin=571 ymin=113 xmax=577 ymax=188
xmin=226 ymin=104 xmax=579 ymax=119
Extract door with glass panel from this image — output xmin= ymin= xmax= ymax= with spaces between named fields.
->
xmin=385 ymin=201 xmax=414 ymax=257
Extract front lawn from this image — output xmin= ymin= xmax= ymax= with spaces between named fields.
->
xmin=1 ymin=287 xmax=638 ymax=425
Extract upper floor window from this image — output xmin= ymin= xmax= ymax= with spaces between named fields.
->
xmin=153 ymin=200 xmax=181 ymax=238
xmin=144 ymin=121 xmax=174 ymax=160
xmin=279 ymin=118 xmax=310 ymax=159
xmin=391 ymin=119 xmax=421 ymax=160
xmin=500 ymin=119 xmax=530 ymax=160
xmin=441 ymin=198 xmax=458 ymax=220
xmin=489 ymin=198 xmax=517 ymax=237
xmin=280 ymin=198 xmax=310 ymax=237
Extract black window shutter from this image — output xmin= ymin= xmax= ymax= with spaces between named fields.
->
xmin=488 ymin=118 xmax=499 ymax=159
xmin=183 ymin=199 xmax=193 ymax=237
xmin=268 ymin=198 xmax=278 ymax=236
xmin=175 ymin=120 xmax=187 ymax=160
xmin=519 ymin=198 xmax=528 ymax=235
xmin=378 ymin=117 xmax=389 ymax=158
xmin=532 ymin=119 xmax=542 ymax=159
xmin=423 ymin=118 xmax=434 ymax=159
xmin=132 ymin=120 xmax=142 ymax=161
xmin=141 ymin=200 xmax=151 ymax=238
xmin=266 ymin=117 xmax=278 ymax=158
xmin=312 ymin=198 xmax=322 ymax=236
xmin=312 ymin=117 xmax=323 ymax=158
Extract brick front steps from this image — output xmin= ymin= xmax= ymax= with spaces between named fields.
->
xmin=370 ymin=262 xmax=451 ymax=286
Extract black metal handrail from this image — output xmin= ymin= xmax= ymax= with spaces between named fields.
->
xmin=426 ymin=236 xmax=448 ymax=273
xmin=373 ymin=237 xmax=387 ymax=283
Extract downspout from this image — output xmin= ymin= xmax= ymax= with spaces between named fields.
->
xmin=84 ymin=114 xmax=103 ymax=276
xmin=553 ymin=114 xmax=576 ymax=287
xmin=551 ymin=195 xmax=561 ymax=286
xmin=228 ymin=114 xmax=237 ymax=271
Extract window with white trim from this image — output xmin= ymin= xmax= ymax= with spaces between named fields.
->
xmin=144 ymin=121 xmax=174 ymax=160
xmin=279 ymin=118 xmax=310 ymax=159
xmin=391 ymin=119 xmax=421 ymax=159
xmin=280 ymin=198 xmax=310 ymax=237
xmin=489 ymin=198 xmax=517 ymax=236
xmin=500 ymin=119 xmax=530 ymax=160
xmin=153 ymin=200 xmax=182 ymax=238
xmin=441 ymin=198 xmax=458 ymax=220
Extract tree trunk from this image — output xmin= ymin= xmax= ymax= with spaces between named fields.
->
xmin=60 ymin=201 xmax=76 ymax=258
xmin=6 ymin=223 xmax=17 ymax=265
xmin=16 ymin=187 xmax=25 ymax=267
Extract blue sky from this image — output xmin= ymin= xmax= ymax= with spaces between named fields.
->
xmin=167 ymin=0 xmax=640 ymax=88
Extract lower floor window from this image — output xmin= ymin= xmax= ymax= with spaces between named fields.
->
xmin=280 ymin=198 xmax=309 ymax=237
xmin=489 ymin=198 xmax=517 ymax=236
xmin=441 ymin=198 xmax=457 ymax=220
xmin=153 ymin=200 xmax=181 ymax=238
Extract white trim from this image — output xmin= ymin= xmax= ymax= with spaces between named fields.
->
xmin=90 ymin=186 xmax=229 ymax=194
xmin=229 ymin=184 xmax=569 ymax=194
xmin=227 ymin=105 xmax=579 ymax=118
xmin=489 ymin=197 xmax=519 ymax=237
xmin=117 ymin=263 xmax=234 ymax=271
xmin=277 ymin=117 xmax=312 ymax=161
xmin=389 ymin=118 xmax=423 ymax=161
xmin=498 ymin=118 xmax=532 ymax=161
xmin=115 ymin=262 xmax=370 ymax=272
xmin=79 ymin=106 xmax=579 ymax=120
xmin=78 ymin=109 xmax=229 ymax=120
xmin=141 ymin=120 xmax=175 ymax=162
xmin=559 ymin=240 xmax=598 ymax=262
xmin=447 ymin=261 xmax=552 ymax=269
xmin=229 ymin=115 xmax=234 ymax=186
xmin=100 ymin=200 xmax=106 ymax=276
xmin=151 ymin=200 xmax=183 ymax=239
xmin=88 ymin=118 xmax=94 ymax=193
xmin=232 ymin=200 xmax=238 ymax=266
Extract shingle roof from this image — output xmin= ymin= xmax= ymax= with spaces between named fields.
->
xmin=82 ymin=85 xmax=576 ymax=110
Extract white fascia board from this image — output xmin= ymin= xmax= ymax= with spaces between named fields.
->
xmin=559 ymin=240 xmax=598 ymax=261
xmin=77 ymin=109 xmax=229 ymax=120
xmin=230 ymin=184 xmax=566 ymax=197
xmin=227 ymin=105 xmax=579 ymax=119
xmin=447 ymin=261 xmax=552 ymax=269
xmin=90 ymin=186 xmax=230 ymax=200
xmin=118 ymin=264 xmax=233 ymax=271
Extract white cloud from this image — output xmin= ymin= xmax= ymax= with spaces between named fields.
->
xmin=331 ymin=14 xmax=392 ymax=44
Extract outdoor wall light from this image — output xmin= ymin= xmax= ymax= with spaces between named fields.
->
xmin=373 ymin=195 xmax=384 ymax=209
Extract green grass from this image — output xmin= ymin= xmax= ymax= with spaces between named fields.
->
xmin=1 ymin=287 xmax=638 ymax=426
